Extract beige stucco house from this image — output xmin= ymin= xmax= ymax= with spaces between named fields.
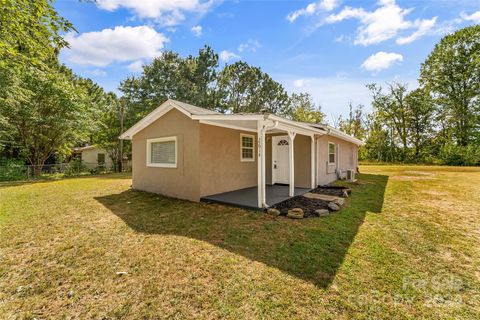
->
xmin=120 ymin=99 xmax=363 ymax=209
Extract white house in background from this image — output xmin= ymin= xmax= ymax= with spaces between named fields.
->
xmin=72 ymin=145 xmax=113 ymax=169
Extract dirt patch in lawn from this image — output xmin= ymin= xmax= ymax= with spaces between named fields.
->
xmin=390 ymin=175 xmax=436 ymax=181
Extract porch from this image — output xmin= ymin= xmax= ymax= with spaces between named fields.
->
xmin=201 ymin=185 xmax=311 ymax=210
xmin=193 ymin=113 xmax=327 ymax=208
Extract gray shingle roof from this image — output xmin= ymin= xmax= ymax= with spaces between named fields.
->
xmin=169 ymin=99 xmax=220 ymax=115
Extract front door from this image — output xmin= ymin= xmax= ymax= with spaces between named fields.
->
xmin=272 ymin=136 xmax=290 ymax=184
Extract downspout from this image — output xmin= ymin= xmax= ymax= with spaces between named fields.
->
xmin=261 ymin=115 xmax=278 ymax=208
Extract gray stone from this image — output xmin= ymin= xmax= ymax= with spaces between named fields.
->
xmin=333 ymin=198 xmax=345 ymax=206
xmin=287 ymin=208 xmax=304 ymax=219
xmin=314 ymin=209 xmax=330 ymax=217
xmin=328 ymin=202 xmax=340 ymax=211
xmin=303 ymin=192 xmax=338 ymax=202
xmin=342 ymin=190 xmax=349 ymax=198
xmin=266 ymin=208 xmax=281 ymax=216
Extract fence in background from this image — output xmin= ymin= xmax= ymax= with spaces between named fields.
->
xmin=0 ymin=161 xmax=131 ymax=182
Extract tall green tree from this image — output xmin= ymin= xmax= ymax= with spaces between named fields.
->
xmin=339 ymin=102 xmax=366 ymax=140
xmin=420 ymin=25 xmax=480 ymax=146
xmin=0 ymin=0 xmax=74 ymax=69
xmin=404 ymin=88 xmax=435 ymax=159
xmin=0 ymin=64 xmax=88 ymax=175
xmin=94 ymin=96 xmax=130 ymax=172
xmin=288 ymin=92 xmax=325 ymax=124
xmin=367 ymin=82 xmax=411 ymax=160
xmin=119 ymin=46 xmax=220 ymax=123
xmin=217 ymin=61 xmax=290 ymax=115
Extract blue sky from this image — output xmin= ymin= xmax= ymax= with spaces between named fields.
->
xmin=56 ymin=0 xmax=480 ymax=119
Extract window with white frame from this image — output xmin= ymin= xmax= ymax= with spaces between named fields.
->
xmin=240 ymin=134 xmax=255 ymax=162
xmin=328 ymin=142 xmax=336 ymax=164
xmin=147 ymin=136 xmax=177 ymax=168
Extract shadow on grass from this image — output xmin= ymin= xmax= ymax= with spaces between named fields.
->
xmin=95 ymin=173 xmax=388 ymax=288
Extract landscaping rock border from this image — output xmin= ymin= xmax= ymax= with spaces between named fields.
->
xmin=268 ymin=185 xmax=351 ymax=218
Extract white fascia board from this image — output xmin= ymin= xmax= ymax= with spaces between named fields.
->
xmin=267 ymin=115 xmax=324 ymax=136
xmin=274 ymin=123 xmax=316 ymax=137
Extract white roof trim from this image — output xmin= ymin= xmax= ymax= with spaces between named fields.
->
xmin=324 ymin=125 xmax=364 ymax=146
xmin=120 ymin=99 xmax=363 ymax=145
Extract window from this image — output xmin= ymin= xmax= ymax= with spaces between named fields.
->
xmin=240 ymin=134 xmax=255 ymax=162
xmin=277 ymin=139 xmax=288 ymax=146
xmin=97 ymin=153 xmax=105 ymax=165
xmin=147 ymin=137 xmax=177 ymax=168
xmin=328 ymin=142 xmax=336 ymax=164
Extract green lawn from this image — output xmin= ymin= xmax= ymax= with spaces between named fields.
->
xmin=1 ymin=166 xmax=479 ymax=319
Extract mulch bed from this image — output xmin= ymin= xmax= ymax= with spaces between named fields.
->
xmin=310 ymin=185 xmax=351 ymax=197
xmin=270 ymin=185 xmax=351 ymax=218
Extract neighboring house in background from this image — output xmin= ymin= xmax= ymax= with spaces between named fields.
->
xmin=72 ymin=145 xmax=113 ymax=169
xmin=120 ymin=99 xmax=363 ymax=209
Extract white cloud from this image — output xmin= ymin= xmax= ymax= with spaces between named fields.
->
xmin=293 ymin=79 xmax=307 ymax=88
xmin=191 ymin=25 xmax=203 ymax=37
xmin=238 ymin=39 xmax=262 ymax=53
xmin=127 ymin=60 xmax=144 ymax=73
xmin=95 ymin=0 xmax=218 ymax=26
xmin=219 ymin=50 xmax=240 ymax=62
xmin=361 ymin=51 xmax=403 ymax=72
xmin=287 ymin=0 xmax=338 ymax=22
xmin=64 ymin=26 xmax=168 ymax=67
xmin=85 ymin=69 xmax=107 ymax=77
xmin=461 ymin=11 xmax=480 ymax=24
xmin=325 ymin=0 xmax=437 ymax=46
xmin=396 ymin=17 xmax=437 ymax=44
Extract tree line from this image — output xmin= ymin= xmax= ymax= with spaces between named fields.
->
xmin=338 ymin=25 xmax=480 ymax=165
xmin=0 ymin=1 xmax=479 ymax=175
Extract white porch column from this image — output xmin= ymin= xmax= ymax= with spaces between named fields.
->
xmin=310 ymin=135 xmax=316 ymax=189
xmin=260 ymin=125 xmax=266 ymax=206
xmin=288 ymin=131 xmax=296 ymax=197
xmin=256 ymin=120 xmax=267 ymax=208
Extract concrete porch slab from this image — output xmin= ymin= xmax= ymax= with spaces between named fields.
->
xmin=201 ymin=185 xmax=311 ymax=210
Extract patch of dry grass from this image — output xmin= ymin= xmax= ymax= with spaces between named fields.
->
xmin=1 ymin=166 xmax=479 ymax=319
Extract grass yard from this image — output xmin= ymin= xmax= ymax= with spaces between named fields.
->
xmin=1 ymin=166 xmax=479 ymax=319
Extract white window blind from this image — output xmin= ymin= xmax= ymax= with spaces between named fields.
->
xmin=151 ymin=141 xmax=175 ymax=164
xmin=147 ymin=137 xmax=177 ymax=167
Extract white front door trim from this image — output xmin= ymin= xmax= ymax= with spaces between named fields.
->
xmin=272 ymin=135 xmax=290 ymax=185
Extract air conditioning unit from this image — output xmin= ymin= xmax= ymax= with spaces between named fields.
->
xmin=346 ymin=169 xmax=356 ymax=182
